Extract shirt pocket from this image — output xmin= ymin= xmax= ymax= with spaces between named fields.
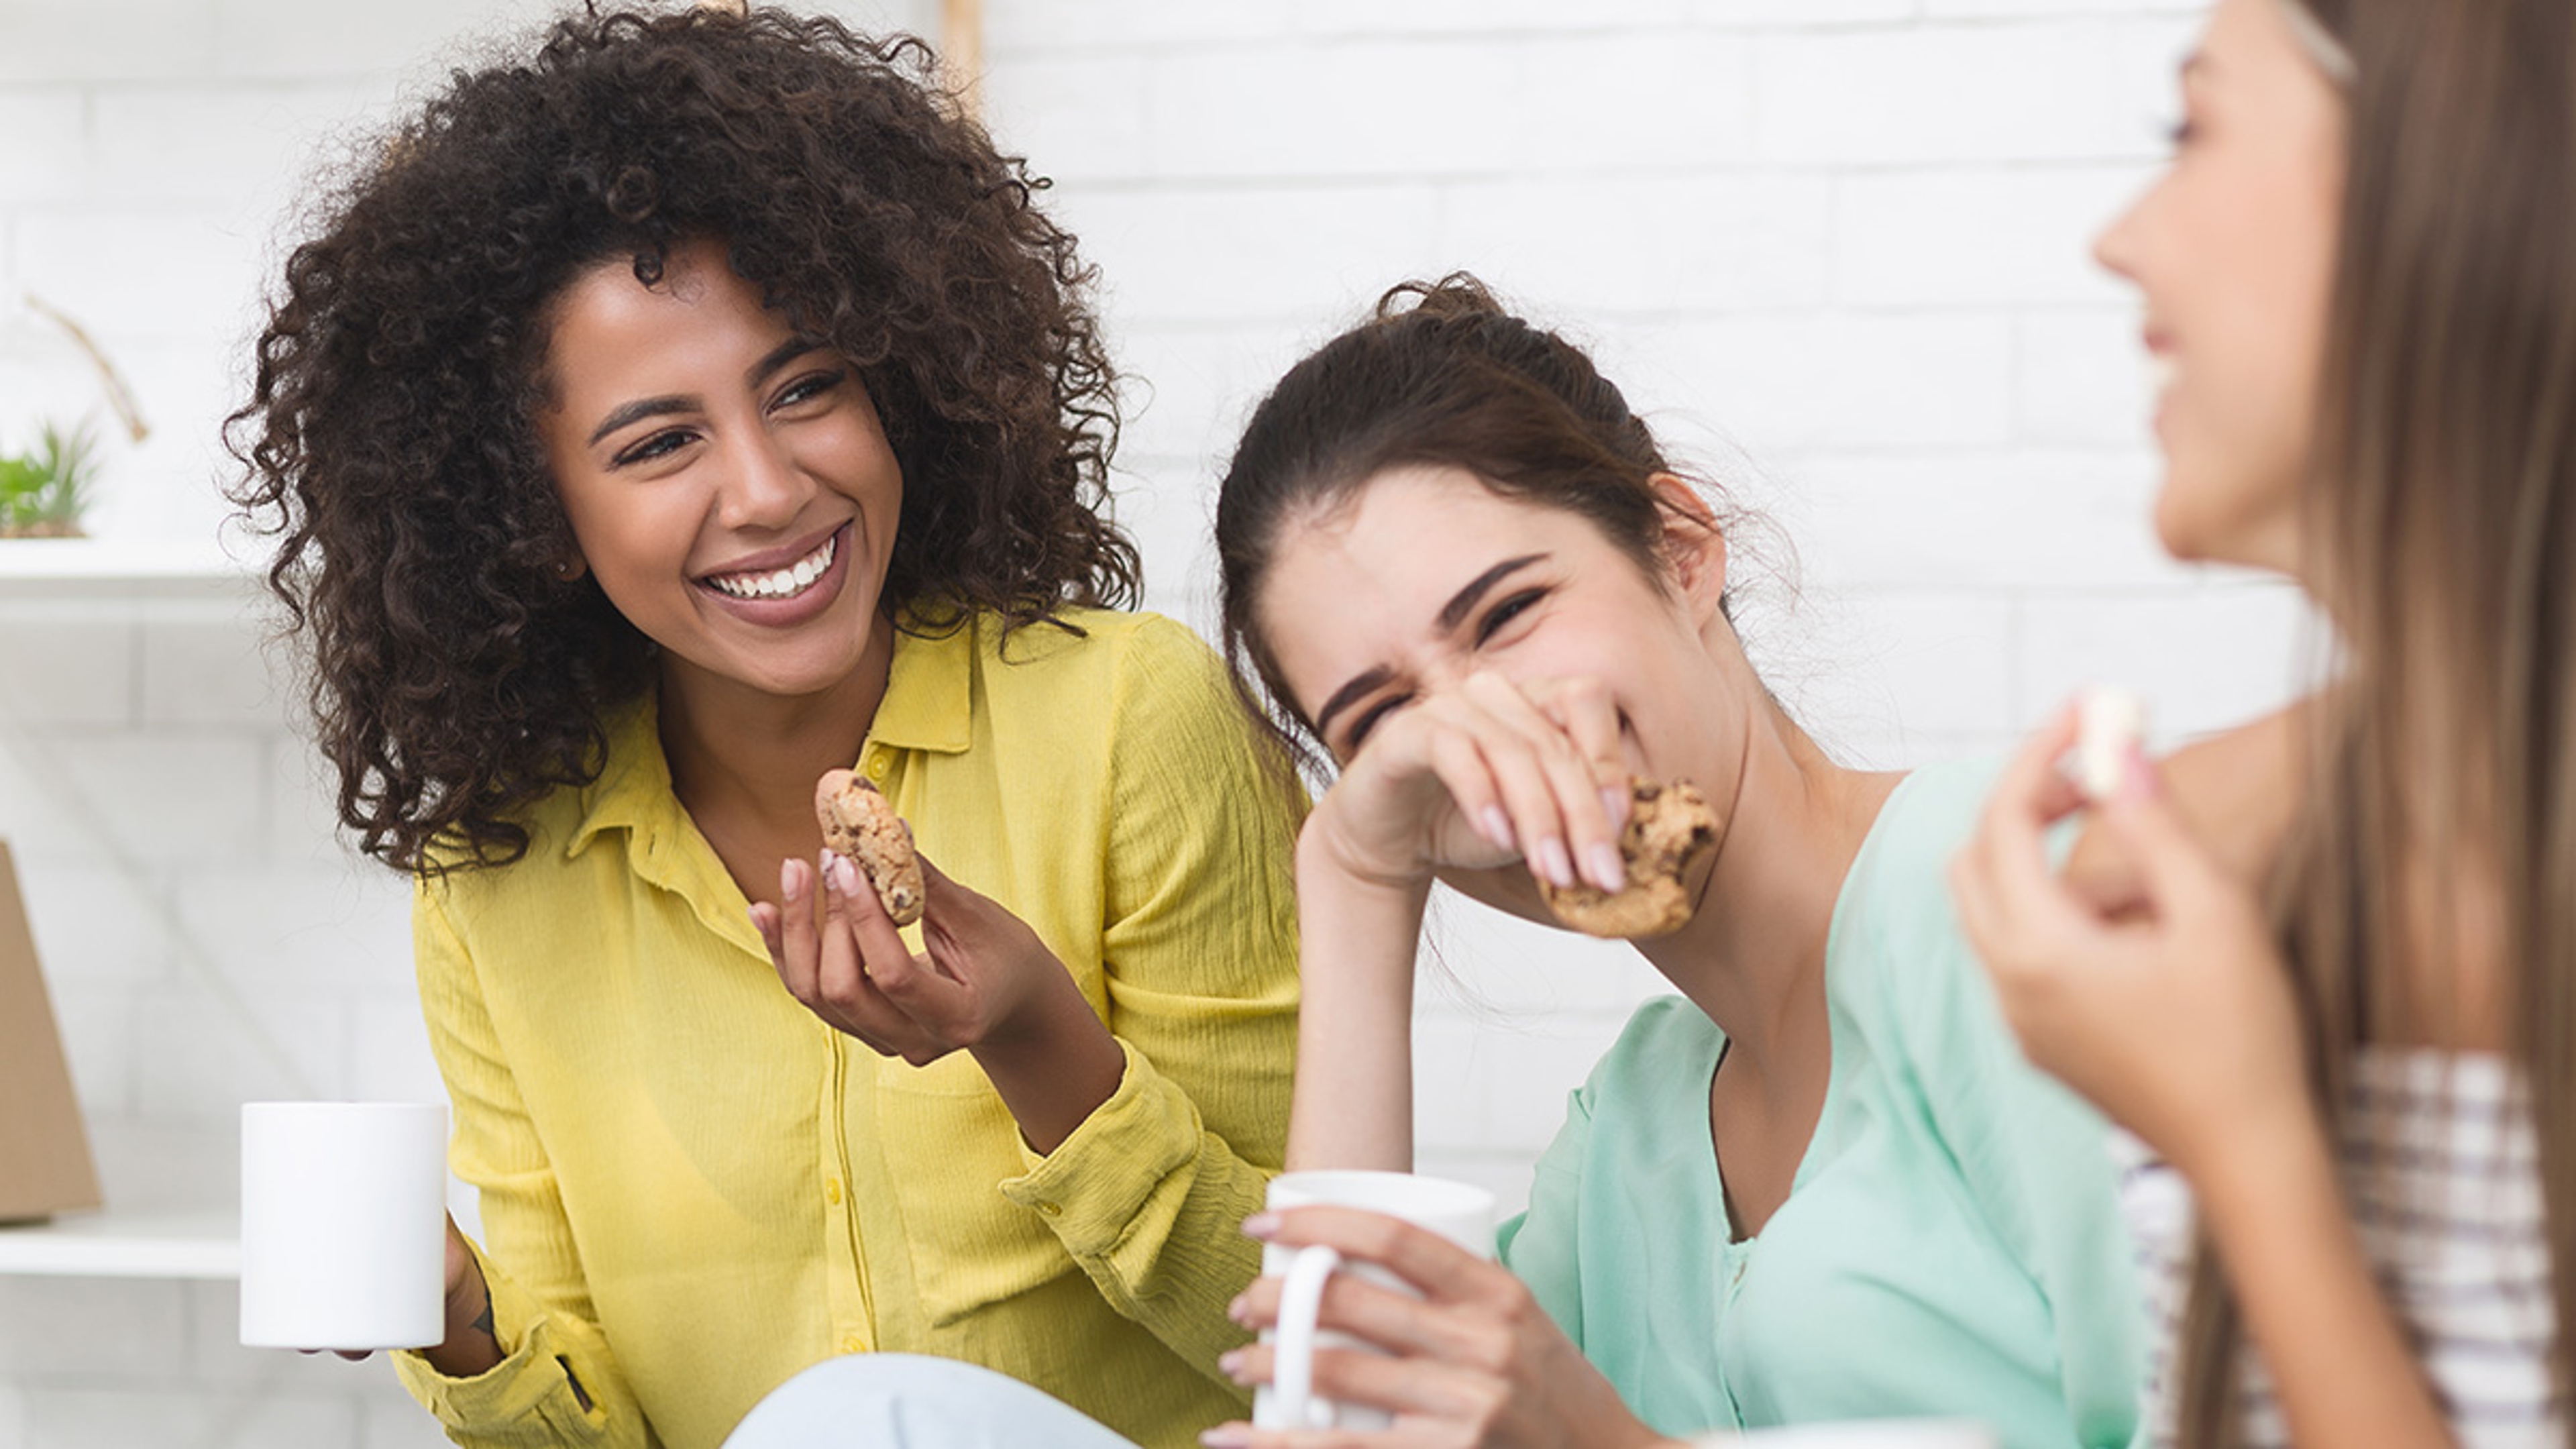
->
xmin=872 ymin=1051 xmax=1072 ymax=1328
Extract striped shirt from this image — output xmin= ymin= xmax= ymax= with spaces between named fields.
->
xmin=2126 ymin=1051 xmax=2562 ymax=1446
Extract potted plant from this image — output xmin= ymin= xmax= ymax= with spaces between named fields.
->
xmin=0 ymin=421 xmax=97 ymax=539
xmin=1 ymin=294 xmax=148 ymax=541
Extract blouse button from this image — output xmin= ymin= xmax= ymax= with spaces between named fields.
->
xmin=865 ymin=755 xmax=888 ymax=780
xmin=840 ymin=1335 xmax=863 ymax=1354
xmin=824 ymin=1177 xmax=844 ymax=1205
xmin=1035 ymin=1200 xmax=1063 ymax=1218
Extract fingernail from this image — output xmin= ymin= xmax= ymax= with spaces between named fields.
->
xmin=1538 ymin=837 xmax=1576 ymax=890
xmin=2121 ymin=747 xmax=2158 ymax=801
xmin=1241 ymin=1212 xmax=1279 ymax=1240
xmin=782 ymin=863 xmax=806 ymax=904
xmin=833 ymin=857 xmax=863 ymax=896
xmin=1585 ymin=842 xmax=1627 ymax=894
xmin=1479 ymin=806 xmax=1516 ymax=851
xmin=1202 ymin=1428 xmax=1252 ymax=1449
xmin=1218 ymin=1348 xmax=1246 ymax=1377
xmin=818 ymin=852 xmax=839 ymax=894
xmin=1602 ymin=786 xmax=1631 ymax=830
xmin=1226 ymin=1293 xmax=1251 ymax=1325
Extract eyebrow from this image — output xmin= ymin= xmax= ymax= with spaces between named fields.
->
xmin=584 ymin=335 xmax=830 ymax=446
xmin=1309 ymin=553 xmax=1550 ymax=741
xmin=1438 ymin=553 xmax=1547 ymax=633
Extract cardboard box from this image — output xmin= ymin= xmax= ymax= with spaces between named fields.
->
xmin=0 ymin=840 xmax=103 ymax=1222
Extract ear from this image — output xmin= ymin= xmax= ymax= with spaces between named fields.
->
xmin=1650 ymin=474 xmax=1729 ymax=624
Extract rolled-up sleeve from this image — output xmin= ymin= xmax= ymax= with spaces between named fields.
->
xmin=998 ymin=616 xmax=1303 ymax=1386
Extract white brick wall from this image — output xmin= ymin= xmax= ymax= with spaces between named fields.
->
xmin=0 ymin=1 xmax=2318 ymax=1443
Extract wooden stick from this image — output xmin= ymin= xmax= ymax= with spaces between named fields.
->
xmin=942 ymin=0 xmax=984 ymax=114
xmin=21 ymin=294 xmax=148 ymax=444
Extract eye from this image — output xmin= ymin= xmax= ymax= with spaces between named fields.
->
xmin=1345 ymin=692 xmax=1414 ymax=754
xmin=2162 ymin=104 xmax=2202 ymax=149
xmin=1474 ymin=588 xmax=1546 ymax=645
xmin=771 ymin=369 xmax=845 ymax=411
xmin=613 ymin=427 xmax=697 ymax=468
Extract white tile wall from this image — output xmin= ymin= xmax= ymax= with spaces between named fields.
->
xmin=0 ymin=0 xmax=2320 ymax=1443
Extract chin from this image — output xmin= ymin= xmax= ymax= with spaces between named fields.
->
xmin=2149 ymin=452 xmax=2238 ymax=565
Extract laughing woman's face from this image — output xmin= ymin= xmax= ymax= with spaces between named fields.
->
xmin=2093 ymin=0 xmax=2349 ymax=579
xmin=538 ymin=236 xmax=905 ymax=703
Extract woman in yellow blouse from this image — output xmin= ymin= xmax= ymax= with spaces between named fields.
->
xmin=226 ymin=10 xmax=1300 ymax=1448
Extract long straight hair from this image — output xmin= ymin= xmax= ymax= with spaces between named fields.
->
xmin=2176 ymin=1 xmax=2576 ymax=1438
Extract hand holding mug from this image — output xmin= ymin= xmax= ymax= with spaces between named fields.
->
xmin=240 ymin=1102 xmax=449 ymax=1354
xmin=1208 ymin=1171 xmax=1672 ymax=1449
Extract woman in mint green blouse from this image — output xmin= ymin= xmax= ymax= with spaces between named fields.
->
xmin=1200 ymin=277 xmax=2143 ymax=1448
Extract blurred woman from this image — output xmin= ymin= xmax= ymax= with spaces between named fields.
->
xmin=1953 ymin=0 xmax=2575 ymax=1441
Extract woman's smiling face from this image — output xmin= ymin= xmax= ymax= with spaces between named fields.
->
xmin=2094 ymin=0 xmax=2348 ymax=577
xmin=1255 ymin=464 xmax=1736 ymax=789
xmin=537 ymin=236 xmax=904 ymax=701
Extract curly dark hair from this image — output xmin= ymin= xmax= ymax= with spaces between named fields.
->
xmin=227 ymin=3 xmax=1138 ymax=875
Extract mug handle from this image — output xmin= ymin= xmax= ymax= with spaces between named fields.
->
xmin=1270 ymin=1244 xmax=1344 ymax=1430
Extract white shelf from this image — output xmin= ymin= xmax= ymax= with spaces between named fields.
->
xmin=0 ymin=1207 xmax=241 ymax=1279
xmin=0 ymin=538 xmax=260 ymax=600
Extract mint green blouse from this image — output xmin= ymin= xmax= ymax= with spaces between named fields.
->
xmin=1495 ymin=759 xmax=2143 ymax=1448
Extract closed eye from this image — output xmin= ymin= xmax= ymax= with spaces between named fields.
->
xmin=1474 ymin=588 xmax=1546 ymax=645
xmin=1345 ymin=692 xmax=1414 ymax=754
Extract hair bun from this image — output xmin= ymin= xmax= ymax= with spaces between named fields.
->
xmin=1373 ymin=272 xmax=1505 ymax=325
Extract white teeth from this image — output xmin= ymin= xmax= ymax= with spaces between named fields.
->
xmin=709 ymin=531 xmax=838 ymax=600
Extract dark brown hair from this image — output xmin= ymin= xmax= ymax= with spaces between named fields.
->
xmin=2178 ymin=1 xmax=2576 ymax=1437
xmin=227 ymin=5 xmax=1136 ymax=873
xmin=1214 ymin=274 xmax=1760 ymax=780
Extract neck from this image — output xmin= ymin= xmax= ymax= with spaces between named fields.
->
xmin=1639 ymin=707 xmax=1898 ymax=1080
xmin=657 ymin=619 xmax=898 ymax=837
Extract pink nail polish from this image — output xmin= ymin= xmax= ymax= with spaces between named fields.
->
xmin=1241 ymin=1212 xmax=1279 ymax=1240
xmin=1479 ymin=806 xmax=1516 ymax=851
xmin=1585 ymin=842 xmax=1627 ymax=894
xmin=1538 ymin=837 xmax=1576 ymax=889
xmin=2121 ymin=747 xmax=2159 ymax=801
xmin=833 ymin=857 xmax=862 ymax=897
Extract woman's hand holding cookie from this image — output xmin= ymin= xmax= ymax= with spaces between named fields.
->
xmin=751 ymin=800 xmax=1126 ymax=1152
xmin=754 ymin=847 xmax=1056 ymax=1069
xmin=1305 ymin=669 xmax=1632 ymax=898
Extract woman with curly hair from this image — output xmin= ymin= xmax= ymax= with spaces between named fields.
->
xmin=228 ymin=8 xmax=1300 ymax=1448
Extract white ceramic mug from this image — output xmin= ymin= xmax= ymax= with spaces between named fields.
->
xmin=238 ymin=1101 xmax=449 ymax=1350
xmin=1250 ymin=1169 xmax=1497 ymax=1432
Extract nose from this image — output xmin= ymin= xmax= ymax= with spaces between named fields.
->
xmin=2093 ymin=184 xmax=2149 ymax=285
xmin=716 ymin=422 xmax=808 ymax=531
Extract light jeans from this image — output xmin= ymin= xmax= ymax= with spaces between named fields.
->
xmin=721 ymin=1354 xmax=1145 ymax=1448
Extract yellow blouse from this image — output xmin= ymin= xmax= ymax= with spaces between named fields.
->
xmin=392 ymin=609 xmax=1303 ymax=1449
